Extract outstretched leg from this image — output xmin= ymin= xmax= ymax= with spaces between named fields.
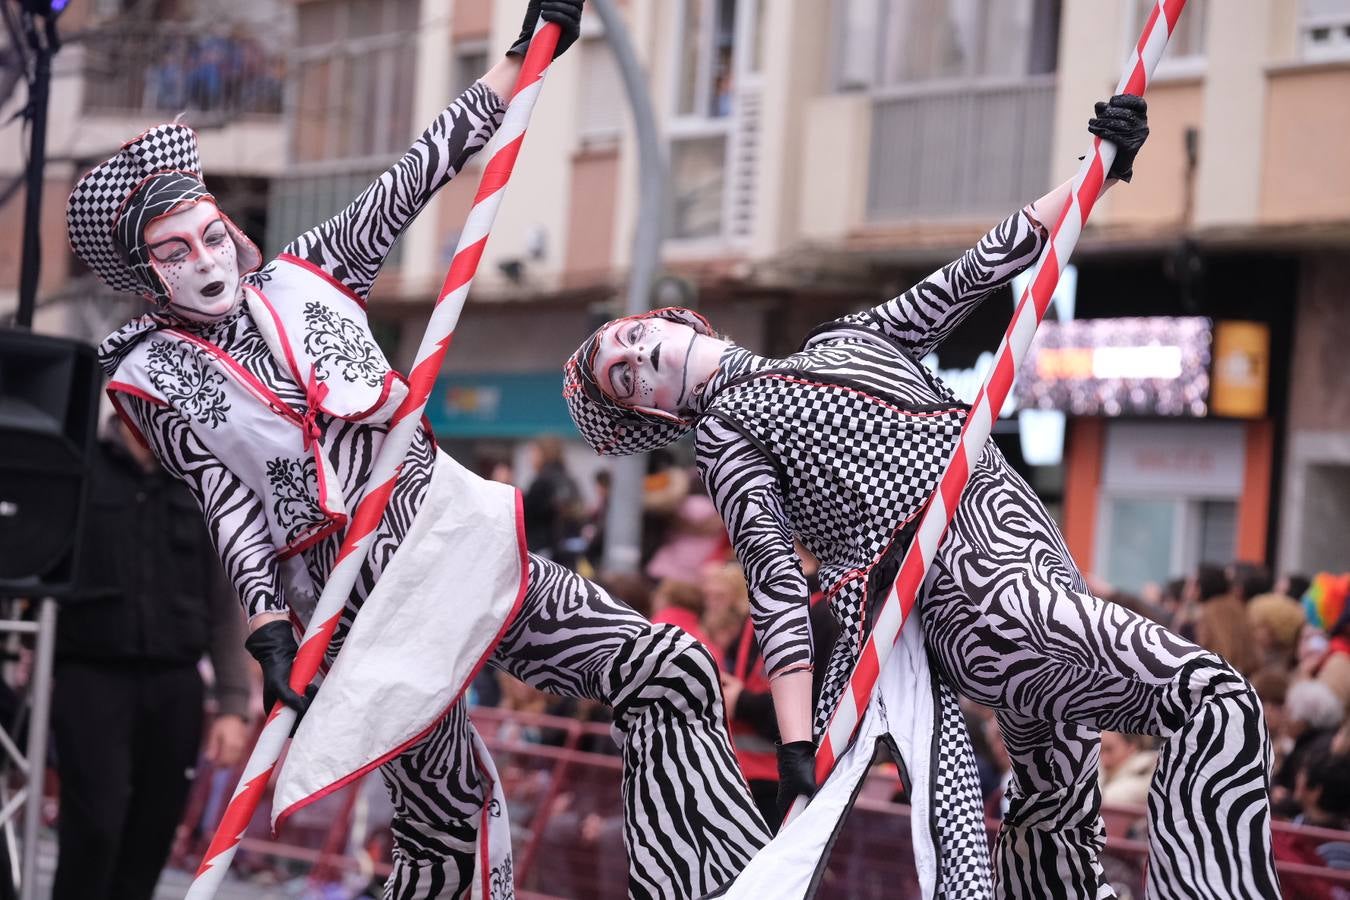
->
xmin=492 ymin=554 xmax=770 ymax=900
xmin=380 ymin=701 xmax=490 ymax=900
xmin=920 ymin=450 xmax=1278 ymax=900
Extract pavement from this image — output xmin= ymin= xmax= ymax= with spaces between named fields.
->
xmin=31 ymin=830 xmax=308 ymax=899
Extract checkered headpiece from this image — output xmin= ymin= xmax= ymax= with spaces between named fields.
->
xmin=563 ymin=306 xmax=719 ymax=457
xmin=66 ymin=123 xmax=260 ymax=308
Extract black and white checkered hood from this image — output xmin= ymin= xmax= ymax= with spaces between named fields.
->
xmin=66 ymin=123 xmax=260 ymax=308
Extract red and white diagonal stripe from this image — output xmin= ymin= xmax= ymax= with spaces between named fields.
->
xmin=185 ymin=24 xmax=562 ymax=899
xmin=793 ymin=0 xmax=1190 ymax=822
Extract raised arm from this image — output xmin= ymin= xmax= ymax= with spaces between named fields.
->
xmin=696 ymin=417 xmax=814 ymax=745
xmin=280 ymin=0 xmax=584 ymax=301
xmin=279 ymin=77 xmax=508 ymax=300
xmin=843 ymin=204 xmax=1049 ymax=360
xmin=120 ymin=396 xmax=287 ymax=623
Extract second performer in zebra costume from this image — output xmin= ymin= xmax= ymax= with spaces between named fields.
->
xmin=65 ymin=3 xmax=769 ymax=897
xmin=564 ymin=95 xmax=1280 ymax=899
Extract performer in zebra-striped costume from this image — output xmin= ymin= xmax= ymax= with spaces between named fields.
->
xmin=65 ymin=4 xmax=769 ymax=897
xmin=565 ymin=95 xmax=1280 ymax=899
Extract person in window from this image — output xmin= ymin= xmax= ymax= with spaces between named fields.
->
xmin=564 ymin=95 xmax=1280 ymax=898
xmin=64 ymin=2 xmax=768 ymax=896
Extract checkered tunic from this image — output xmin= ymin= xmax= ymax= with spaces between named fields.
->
xmin=694 ymin=209 xmax=1047 ymax=897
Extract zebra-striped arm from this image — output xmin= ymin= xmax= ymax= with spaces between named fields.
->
xmin=843 ymin=209 xmax=1048 ymax=360
xmin=279 ymin=81 xmax=508 ymax=302
xmin=696 ymin=416 xmax=813 ymax=678
xmin=120 ymin=395 xmax=290 ymax=622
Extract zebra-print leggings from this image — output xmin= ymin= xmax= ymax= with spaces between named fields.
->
xmin=921 ymin=447 xmax=1279 ymax=900
xmin=380 ymin=554 xmax=769 ymax=899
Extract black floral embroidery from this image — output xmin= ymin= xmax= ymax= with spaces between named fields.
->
xmin=302 ymin=301 xmax=385 ymax=387
xmin=146 ymin=340 xmax=231 ymax=427
xmin=488 ymin=857 xmax=514 ymax=900
xmin=265 ymin=456 xmax=328 ymax=543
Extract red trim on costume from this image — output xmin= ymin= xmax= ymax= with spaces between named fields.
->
xmin=271 ymin=489 xmax=533 ymax=833
xmin=247 ymin=278 xmax=405 ymax=423
xmin=246 ymin=284 xmax=306 ymax=387
xmin=471 ymin=742 xmax=497 ymax=897
xmin=159 ymin=327 xmax=346 ymax=557
xmin=277 ymin=252 xmax=369 ymax=309
xmin=104 ymin=384 xmax=162 ymax=452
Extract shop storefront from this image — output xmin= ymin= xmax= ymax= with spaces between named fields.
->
xmin=1018 ymin=315 xmax=1274 ymax=589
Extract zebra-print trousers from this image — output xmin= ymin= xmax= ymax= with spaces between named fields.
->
xmin=921 ymin=448 xmax=1279 ymax=900
xmin=380 ymin=554 xmax=770 ymax=899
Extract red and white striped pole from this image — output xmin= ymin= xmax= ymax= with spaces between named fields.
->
xmin=186 ymin=23 xmax=562 ymax=898
xmin=790 ymin=0 xmax=1189 ymax=822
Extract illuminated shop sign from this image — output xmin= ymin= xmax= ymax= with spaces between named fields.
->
xmin=1016 ymin=317 xmax=1269 ymax=419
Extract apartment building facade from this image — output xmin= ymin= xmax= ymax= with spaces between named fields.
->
xmin=13 ymin=0 xmax=1347 ymax=579
xmin=1 ymin=0 xmax=291 ymax=341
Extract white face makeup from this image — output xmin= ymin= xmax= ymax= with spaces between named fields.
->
xmin=142 ymin=200 xmax=242 ymax=323
xmin=592 ymin=317 xmax=700 ymax=415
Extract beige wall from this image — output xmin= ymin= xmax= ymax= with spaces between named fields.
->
xmin=0 ymin=176 xmax=72 ymax=297
xmin=1192 ymin=0 xmax=1274 ymax=227
xmin=1101 ymin=79 xmax=1203 ymax=227
xmin=796 ymin=94 xmax=871 ymax=243
xmin=1260 ymin=63 xmax=1350 ymax=224
xmin=749 ymin=0 xmax=830 ymax=258
xmin=564 ymin=147 xmax=620 ymax=283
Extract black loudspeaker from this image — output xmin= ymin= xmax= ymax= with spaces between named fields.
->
xmin=0 ymin=329 xmax=101 ymax=597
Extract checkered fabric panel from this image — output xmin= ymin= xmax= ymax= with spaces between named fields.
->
xmin=712 ymin=374 xmax=963 ymax=584
xmin=66 ymin=124 xmax=204 ymax=298
xmin=709 ymin=363 xmax=964 ymax=742
xmin=932 ymin=676 xmax=995 ymax=899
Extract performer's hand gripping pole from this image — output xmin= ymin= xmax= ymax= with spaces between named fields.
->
xmin=186 ymin=25 xmax=562 ymax=898
xmin=786 ymin=0 xmax=1189 ymax=824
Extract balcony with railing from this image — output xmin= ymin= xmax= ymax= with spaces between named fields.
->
xmin=76 ymin=23 xmax=284 ymax=123
xmin=865 ymin=76 xmax=1056 ymax=223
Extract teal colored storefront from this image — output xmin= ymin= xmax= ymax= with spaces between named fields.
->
xmin=425 ymin=371 xmax=576 ymax=439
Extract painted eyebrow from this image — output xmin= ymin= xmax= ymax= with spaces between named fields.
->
xmin=147 ymin=218 xmax=225 ymax=250
xmin=147 ymin=236 xmax=191 ymax=252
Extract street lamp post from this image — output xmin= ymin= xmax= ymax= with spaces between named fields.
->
xmin=591 ymin=0 xmax=668 ymax=575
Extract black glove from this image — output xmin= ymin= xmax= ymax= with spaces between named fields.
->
xmin=507 ymin=0 xmax=583 ymax=60
xmin=245 ymin=620 xmax=318 ymax=718
xmin=1087 ymin=94 xmax=1149 ymax=183
xmin=776 ymin=740 xmax=818 ymax=822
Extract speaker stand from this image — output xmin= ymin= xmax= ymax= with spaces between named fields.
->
xmin=0 ymin=598 xmax=56 ymax=900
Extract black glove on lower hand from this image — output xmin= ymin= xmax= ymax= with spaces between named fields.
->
xmin=245 ymin=620 xmax=317 ymax=718
xmin=508 ymin=0 xmax=583 ymax=60
xmin=1087 ymin=94 xmax=1149 ymax=182
xmin=776 ymin=740 xmax=818 ymax=822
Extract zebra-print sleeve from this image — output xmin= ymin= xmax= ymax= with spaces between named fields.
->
xmin=844 ymin=209 xmax=1048 ymax=359
xmin=120 ymin=396 xmax=288 ymax=622
xmin=280 ymin=81 xmax=507 ymax=300
xmin=696 ymin=417 xmax=812 ymax=677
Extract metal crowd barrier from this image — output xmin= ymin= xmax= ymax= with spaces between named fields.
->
xmin=167 ymin=707 xmax=1350 ymax=898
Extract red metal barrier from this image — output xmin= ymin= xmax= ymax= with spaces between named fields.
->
xmin=169 ymin=708 xmax=1350 ymax=897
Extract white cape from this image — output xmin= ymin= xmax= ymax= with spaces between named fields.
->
xmin=272 ymin=449 xmax=527 ymax=826
xmin=720 ymin=617 xmax=940 ymax=899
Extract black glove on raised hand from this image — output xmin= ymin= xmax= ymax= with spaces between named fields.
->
xmin=1088 ymin=94 xmax=1149 ymax=183
xmin=508 ymin=0 xmax=584 ymax=61
xmin=245 ymin=620 xmax=318 ymax=718
xmin=776 ymin=740 xmax=818 ymax=822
